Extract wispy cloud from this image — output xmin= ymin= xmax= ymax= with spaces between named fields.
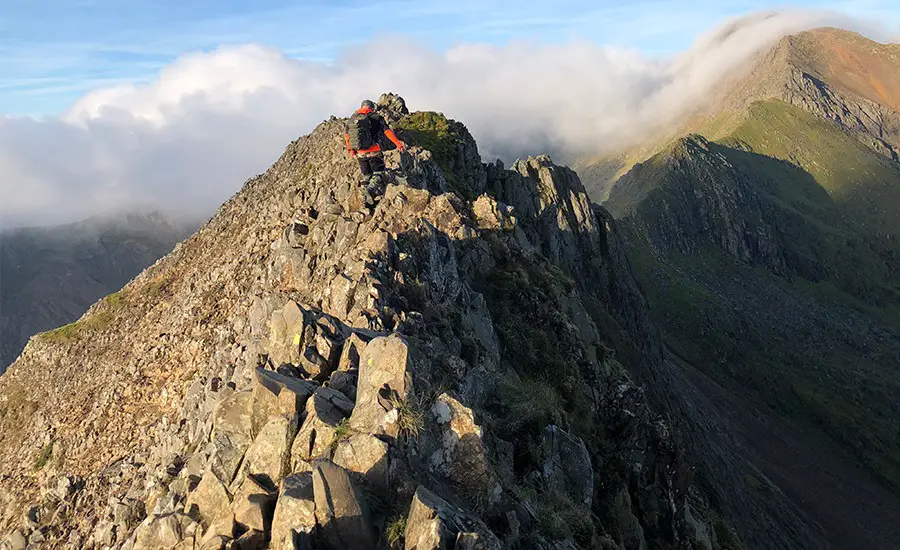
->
xmin=6 ymin=0 xmax=899 ymax=114
xmin=2 ymin=9 xmax=878 ymax=229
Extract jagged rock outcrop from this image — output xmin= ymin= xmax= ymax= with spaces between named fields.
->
xmin=0 ymin=94 xmax=729 ymax=549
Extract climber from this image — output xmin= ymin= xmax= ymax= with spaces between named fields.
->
xmin=345 ymin=99 xmax=406 ymax=206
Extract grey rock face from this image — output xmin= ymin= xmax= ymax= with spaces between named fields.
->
xmin=541 ymin=425 xmax=593 ymax=507
xmin=185 ymin=468 xmax=233 ymax=532
xmin=349 ymin=334 xmax=412 ymax=437
xmin=332 ymin=433 xmax=389 ymax=487
xmin=249 ymin=367 xmax=317 ymax=438
xmin=211 ymin=391 xmax=254 ymax=485
xmin=269 ymin=473 xmax=316 ymax=550
xmin=312 ymin=460 xmax=375 ymax=550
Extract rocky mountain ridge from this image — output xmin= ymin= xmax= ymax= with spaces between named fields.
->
xmin=0 ymin=95 xmax=738 ymax=550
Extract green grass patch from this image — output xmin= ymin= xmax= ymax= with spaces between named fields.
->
xmin=481 ymin=251 xmax=595 ymax=444
xmin=535 ymin=492 xmax=597 ymax=546
xmin=34 ymin=441 xmax=54 ymax=471
xmin=40 ymin=290 xmax=130 ymax=343
xmin=395 ymin=111 xmax=475 ymax=199
xmin=385 ymin=514 xmax=407 ymax=548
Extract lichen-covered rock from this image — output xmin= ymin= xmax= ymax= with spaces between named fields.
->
xmin=349 ymin=335 xmax=413 ymax=437
xmin=210 ymin=390 xmax=254 ymax=486
xmin=269 ymin=473 xmax=316 ymax=550
xmin=425 ymin=394 xmax=501 ymax=507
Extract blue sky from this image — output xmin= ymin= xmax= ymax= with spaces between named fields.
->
xmin=2 ymin=0 xmax=899 ymax=116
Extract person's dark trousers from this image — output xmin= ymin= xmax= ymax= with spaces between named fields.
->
xmin=357 ymin=152 xmax=385 ymax=178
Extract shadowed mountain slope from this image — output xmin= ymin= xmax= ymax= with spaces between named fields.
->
xmin=0 ymin=214 xmax=194 ymax=373
xmin=605 ymin=43 xmax=900 ymax=546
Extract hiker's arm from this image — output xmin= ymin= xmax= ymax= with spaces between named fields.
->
xmin=344 ymin=132 xmax=356 ymax=156
xmin=384 ymin=128 xmax=405 ymax=151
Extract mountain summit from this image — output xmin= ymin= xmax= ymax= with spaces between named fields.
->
xmin=580 ymin=27 xmax=900 ymax=201
xmin=0 ymin=95 xmax=748 ymax=549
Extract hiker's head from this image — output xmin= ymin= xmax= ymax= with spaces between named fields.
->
xmin=359 ymin=99 xmax=376 ymax=112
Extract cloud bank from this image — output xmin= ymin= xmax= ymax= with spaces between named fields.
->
xmin=0 ymin=10 xmax=869 ymax=228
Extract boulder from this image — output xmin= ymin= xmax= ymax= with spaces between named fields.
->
xmin=211 ymin=391 xmax=254 ymax=485
xmin=132 ymin=512 xmax=199 ymax=550
xmin=186 ymin=468 xmax=233 ymax=530
xmin=312 ymin=460 xmax=376 ymax=550
xmin=405 ymin=486 xmax=500 ymax=550
xmin=270 ymin=473 xmax=316 ymax=550
xmin=241 ymin=415 xmax=297 ymax=486
xmin=541 ymin=425 xmax=593 ymax=507
xmin=333 ymin=433 xmax=389 ymax=487
xmin=232 ymin=474 xmax=277 ymax=533
xmin=427 ymin=394 xmax=501 ymax=506
xmin=472 ymin=195 xmax=515 ymax=231
xmin=350 ymin=335 xmax=413 ymax=437
xmin=291 ymin=387 xmax=354 ymax=470
xmin=5 ymin=530 xmax=26 ymax=550
xmin=269 ymin=302 xmax=307 ymax=367
xmin=249 ymin=367 xmax=317 ymax=438
xmin=337 ymin=332 xmax=367 ymax=372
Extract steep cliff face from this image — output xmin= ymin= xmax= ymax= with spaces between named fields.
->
xmin=0 ymin=213 xmax=194 ymax=373
xmin=0 ymin=95 xmax=731 ymax=550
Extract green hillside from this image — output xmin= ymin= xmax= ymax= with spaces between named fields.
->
xmin=606 ymin=100 xmax=900 ymax=546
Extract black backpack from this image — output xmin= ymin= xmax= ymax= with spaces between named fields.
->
xmin=347 ymin=112 xmax=376 ymax=150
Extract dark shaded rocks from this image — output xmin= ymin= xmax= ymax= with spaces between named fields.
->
xmin=540 ymin=425 xmax=593 ymax=507
xmin=312 ymin=460 xmax=376 ymax=550
xmin=404 ymin=486 xmax=500 ymax=550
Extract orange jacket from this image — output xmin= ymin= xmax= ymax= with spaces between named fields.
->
xmin=345 ymin=107 xmax=404 ymax=155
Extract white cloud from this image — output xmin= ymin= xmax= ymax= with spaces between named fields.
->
xmin=0 ymin=10 xmax=871 ymax=228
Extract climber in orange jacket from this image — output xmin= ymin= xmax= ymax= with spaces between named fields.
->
xmin=345 ymin=99 xmax=405 ymax=206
